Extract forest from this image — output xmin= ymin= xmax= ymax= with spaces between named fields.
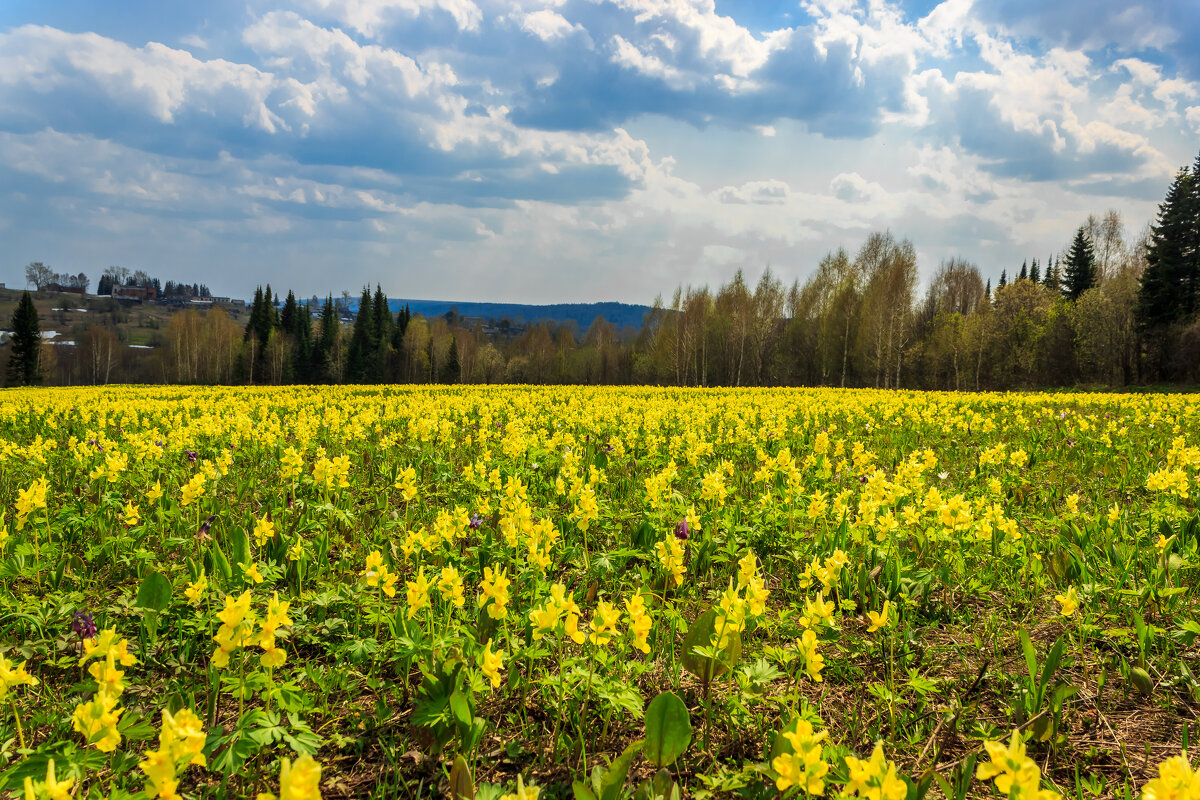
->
xmin=5 ymin=153 xmax=1200 ymax=391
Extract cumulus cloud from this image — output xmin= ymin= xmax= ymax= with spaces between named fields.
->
xmin=0 ymin=0 xmax=1196 ymax=301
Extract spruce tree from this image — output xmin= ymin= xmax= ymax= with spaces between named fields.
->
xmin=1044 ymin=257 xmax=1062 ymax=294
xmin=1138 ymin=165 xmax=1198 ymax=328
xmin=441 ymin=337 xmax=461 ymax=383
xmin=346 ymin=287 xmax=373 ymax=382
xmin=1018 ymin=261 xmax=1028 ymax=282
xmin=5 ymin=291 xmax=41 ymax=386
xmin=1062 ymin=226 xmax=1096 ymax=300
xmin=245 ymin=286 xmax=265 ymax=342
xmin=998 ymin=270 xmax=1007 ymax=289
xmin=281 ymin=290 xmax=298 ymax=336
xmin=1029 ymin=260 xmax=1040 ymax=284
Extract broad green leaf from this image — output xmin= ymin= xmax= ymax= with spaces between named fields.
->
xmin=643 ymin=691 xmax=691 ymax=767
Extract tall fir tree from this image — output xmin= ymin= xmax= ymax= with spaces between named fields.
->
xmin=245 ymin=286 xmax=265 ymax=342
xmin=311 ymin=295 xmax=337 ymax=383
xmin=1043 ymin=257 xmax=1062 ymax=294
xmin=1029 ymin=259 xmax=1040 ymax=284
xmin=371 ymin=285 xmax=392 ymax=381
xmin=1062 ymin=226 xmax=1096 ymax=300
xmin=1138 ymin=165 xmax=1199 ymax=328
xmin=998 ymin=269 xmax=1008 ymax=288
xmin=346 ymin=287 xmax=373 ymax=382
xmin=440 ymin=336 xmax=461 ymax=383
xmin=281 ymin=290 xmax=298 ymax=336
xmin=1018 ymin=261 xmax=1028 ymax=282
xmin=5 ymin=291 xmax=41 ymax=386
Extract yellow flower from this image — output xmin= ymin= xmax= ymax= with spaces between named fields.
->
xmin=254 ymin=516 xmax=276 ymax=548
xmin=281 ymin=447 xmax=305 ymax=481
xmin=181 ymin=473 xmax=206 ymax=507
xmin=406 ymin=568 xmax=431 ymax=619
xmin=243 ymin=561 xmax=265 ymax=585
xmin=480 ymin=641 xmax=505 ymax=689
xmin=139 ymin=746 xmax=180 ymax=799
xmin=147 ymin=480 xmax=164 ymax=504
xmin=499 ymin=776 xmax=540 ymax=800
xmin=771 ymin=719 xmax=829 ymax=794
xmin=80 ymin=628 xmax=139 ymax=667
xmin=1055 ymin=586 xmax=1080 ymax=617
xmin=843 ymin=742 xmax=907 ymax=800
xmin=976 ymin=730 xmax=1053 ymax=799
xmin=0 ymin=524 xmax=8 ymax=550
xmin=88 ymin=652 xmax=127 ymax=697
xmin=438 ymin=566 xmax=466 ymax=608
xmin=122 ymin=500 xmax=141 ymax=527
xmin=588 ymin=601 xmax=621 ymax=647
xmin=625 ymin=595 xmax=652 ymax=654
xmin=867 ymin=601 xmax=891 ymax=633
xmin=1141 ymin=751 xmax=1200 ymax=800
xmin=279 ymin=754 xmax=322 ymax=800
xmin=73 ymin=689 xmax=123 ymax=752
xmin=797 ymin=630 xmax=825 ymax=683
xmin=655 ymin=537 xmax=686 ymax=587
xmin=479 ymin=566 xmax=511 ymax=620
xmin=43 ymin=760 xmax=75 ymax=800
xmin=0 ymin=655 xmax=38 ymax=700
xmin=160 ymin=707 xmax=208 ymax=766
xmin=185 ymin=573 xmax=208 ymax=605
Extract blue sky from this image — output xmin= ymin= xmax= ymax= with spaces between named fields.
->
xmin=1 ymin=0 xmax=1197 ymax=303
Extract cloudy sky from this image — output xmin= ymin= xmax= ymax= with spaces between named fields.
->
xmin=1 ymin=0 xmax=1197 ymax=303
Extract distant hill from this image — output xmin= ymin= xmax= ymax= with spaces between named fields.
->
xmin=354 ymin=299 xmax=654 ymax=331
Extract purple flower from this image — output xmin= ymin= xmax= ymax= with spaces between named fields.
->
xmin=184 ymin=450 xmax=198 ymax=463
xmin=469 ymin=513 xmax=484 ymax=530
xmin=197 ymin=514 xmax=216 ymax=539
xmin=71 ymin=611 xmax=97 ymax=640
xmin=674 ymin=518 xmax=690 ymax=541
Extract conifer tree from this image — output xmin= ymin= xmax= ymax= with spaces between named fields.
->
xmin=1043 ymin=257 xmax=1062 ymax=294
xmin=1062 ymin=226 xmax=1096 ymax=300
xmin=5 ymin=291 xmax=41 ymax=386
xmin=998 ymin=270 xmax=1007 ymax=289
xmin=346 ymin=287 xmax=373 ymax=382
xmin=1018 ymin=261 xmax=1028 ymax=282
xmin=1029 ymin=260 xmax=1040 ymax=284
xmin=1138 ymin=165 xmax=1198 ymax=328
xmin=441 ymin=336 xmax=460 ymax=383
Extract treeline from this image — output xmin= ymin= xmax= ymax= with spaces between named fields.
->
xmin=6 ymin=152 xmax=1200 ymax=389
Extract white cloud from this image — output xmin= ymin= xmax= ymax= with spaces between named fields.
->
xmin=296 ymin=0 xmax=482 ymax=35
xmin=519 ymin=10 xmax=586 ymax=42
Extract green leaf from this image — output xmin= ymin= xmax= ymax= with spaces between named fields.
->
xmin=230 ymin=528 xmax=250 ymax=572
xmin=600 ymin=740 xmax=644 ymax=800
xmin=1018 ymin=628 xmax=1037 ymax=686
xmin=680 ymin=610 xmax=741 ymax=682
xmin=573 ymin=780 xmax=599 ymax=800
xmin=135 ymin=571 xmax=172 ymax=612
xmin=643 ymin=691 xmax=691 ymax=767
xmin=449 ymin=754 xmax=475 ymax=800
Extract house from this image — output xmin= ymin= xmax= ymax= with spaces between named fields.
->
xmin=112 ymin=285 xmax=158 ymax=302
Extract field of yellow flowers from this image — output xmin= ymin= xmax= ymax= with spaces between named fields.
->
xmin=1 ymin=385 xmax=1198 ymax=800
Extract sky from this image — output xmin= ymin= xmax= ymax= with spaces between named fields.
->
xmin=0 ymin=0 xmax=1198 ymax=304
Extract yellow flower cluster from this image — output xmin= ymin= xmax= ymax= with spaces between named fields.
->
xmin=212 ymin=591 xmax=292 ymax=669
xmin=139 ymin=707 xmax=208 ymax=799
xmin=74 ymin=629 xmax=138 ymax=753
xmin=529 ymin=583 xmax=586 ymax=644
xmin=976 ymin=730 xmax=1062 ymax=800
xmin=362 ymin=551 xmax=399 ymax=598
xmin=772 ymin=719 xmax=829 ymax=793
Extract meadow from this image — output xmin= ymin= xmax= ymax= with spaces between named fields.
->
xmin=0 ymin=385 xmax=1197 ymax=800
